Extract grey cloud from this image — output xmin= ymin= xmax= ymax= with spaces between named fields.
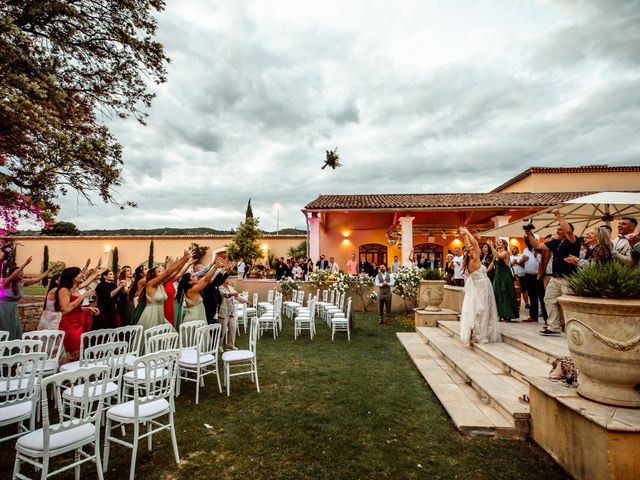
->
xmin=49 ymin=0 xmax=640 ymax=233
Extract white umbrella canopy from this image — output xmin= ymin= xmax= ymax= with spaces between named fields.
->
xmin=478 ymin=192 xmax=640 ymax=238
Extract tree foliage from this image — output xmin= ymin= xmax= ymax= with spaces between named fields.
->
xmin=112 ymin=246 xmax=119 ymax=277
xmin=287 ymin=240 xmax=307 ymax=259
xmin=226 ymin=217 xmax=263 ymax=267
xmin=42 ymin=220 xmax=80 ymax=236
xmin=147 ymin=240 xmax=154 ymax=269
xmin=0 ymin=0 xmax=169 ymax=227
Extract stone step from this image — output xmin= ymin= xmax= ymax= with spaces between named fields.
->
xmin=436 ymin=321 xmax=552 ymax=383
xmin=397 ymin=333 xmax=520 ymax=439
xmin=497 ymin=322 xmax=570 ymax=365
xmin=416 ymin=327 xmax=530 ymax=436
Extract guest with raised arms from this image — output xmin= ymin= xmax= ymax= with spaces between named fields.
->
xmin=487 ymin=239 xmax=519 ymax=323
xmin=56 ymin=267 xmax=98 ymax=361
xmin=175 ymin=259 xmax=220 ymax=329
xmin=458 ymin=227 xmax=499 ymax=346
xmin=137 ymin=251 xmax=191 ymax=332
xmin=1 ymin=256 xmax=50 ymax=340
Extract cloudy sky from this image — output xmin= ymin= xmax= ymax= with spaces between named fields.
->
xmin=53 ymin=0 xmax=640 ymax=231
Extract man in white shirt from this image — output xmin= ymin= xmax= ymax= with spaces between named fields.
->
xmin=328 ymin=257 xmax=340 ymax=274
xmin=237 ymin=258 xmax=246 ymax=279
xmin=521 ymin=239 xmax=541 ymax=322
xmin=509 ymin=245 xmax=528 ymax=310
xmin=375 ymin=264 xmax=395 ymax=325
xmin=612 ymin=217 xmax=639 ymax=266
xmin=390 ymin=256 xmax=401 ymax=274
xmin=452 ymin=248 xmax=464 ymax=287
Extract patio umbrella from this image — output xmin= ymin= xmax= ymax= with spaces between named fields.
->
xmin=478 ymin=191 xmax=640 ymax=238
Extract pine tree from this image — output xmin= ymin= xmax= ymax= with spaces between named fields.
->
xmin=42 ymin=245 xmax=49 ymax=286
xmin=226 ymin=212 xmax=263 ymax=266
xmin=147 ymin=240 xmax=154 ymax=269
xmin=112 ymin=247 xmax=119 ymax=277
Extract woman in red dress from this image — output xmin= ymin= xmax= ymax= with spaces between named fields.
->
xmin=163 ymin=256 xmax=195 ymax=326
xmin=56 ymin=267 xmax=99 ymax=361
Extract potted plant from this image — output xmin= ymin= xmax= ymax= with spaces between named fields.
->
xmin=419 ymin=268 xmax=446 ymax=311
xmin=559 ymin=262 xmax=640 ymax=407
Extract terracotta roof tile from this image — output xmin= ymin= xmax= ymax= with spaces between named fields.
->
xmin=304 ymin=192 xmax=586 ymax=210
xmin=491 ymin=165 xmax=640 ymax=192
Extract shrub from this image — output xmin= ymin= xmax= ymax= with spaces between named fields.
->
xmin=422 ymin=268 xmax=444 ymax=280
xmin=392 ymin=266 xmax=424 ymax=312
xmin=566 ymin=261 xmax=640 ymax=299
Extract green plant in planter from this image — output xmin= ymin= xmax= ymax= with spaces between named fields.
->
xmin=421 ymin=268 xmax=444 ymax=280
xmin=566 ymin=261 xmax=640 ymax=299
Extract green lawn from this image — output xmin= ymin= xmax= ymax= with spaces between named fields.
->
xmin=1 ymin=313 xmax=569 ymax=479
xmin=23 ymin=285 xmax=48 ymax=296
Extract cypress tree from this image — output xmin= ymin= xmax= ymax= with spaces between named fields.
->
xmin=147 ymin=240 xmax=154 ymax=268
xmin=245 ymin=198 xmax=254 ymax=220
xmin=112 ymin=247 xmax=119 ymax=277
xmin=41 ymin=245 xmax=49 ymax=286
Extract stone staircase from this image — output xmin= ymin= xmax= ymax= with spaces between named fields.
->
xmin=398 ymin=320 xmax=570 ymax=440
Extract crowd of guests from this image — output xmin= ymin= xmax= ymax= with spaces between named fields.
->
xmin=457 ymin=211 xmax=639 ymax=343
xmin=0 ymin=253 xmax=246 ymax=363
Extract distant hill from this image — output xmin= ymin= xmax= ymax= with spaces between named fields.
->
xmin=15 ymin=227 xmax=307 ymax=236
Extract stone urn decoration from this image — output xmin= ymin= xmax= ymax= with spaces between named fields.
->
xmin=558 ymin=295 xmax=640 ymax=408
xmin=419 ymin=279 xmax=446 ymax=311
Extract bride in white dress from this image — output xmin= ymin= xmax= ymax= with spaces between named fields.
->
xmin=458 ymin=226 xmax=500 ymax=347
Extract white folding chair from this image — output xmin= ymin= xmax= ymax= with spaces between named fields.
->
xmin=0 ymin=353 xmax=46 ymax=444
xmin=103 ymin=351 xmax=180 ymax=480
xmin=13 ymin=366 xmax=110 ymax=480
xmin=115 ymin=325 xmax=143 ymax=371
xmin=0 ymin=340 xmax=41 ymax=356
xmin=22 ymin=330 xmax=65 ymax=377
xmin=325 ymin=292 xmax=346 ymax=325
xmin=177 ymin=324 xmax=222 ymax=403
xmin=332 ymin=298 xmax=353 ymax=341
xmin=236 ymin=303 xmax=248 ymax=334
xmin=257 ymin=295 xmax=282 ymax=339
xmin=124 ymin=333 xmax=177 ymax=401
xmin=0 ymin=330 xmax=9 ymax=342
xmin=222 ymin=317 xmax=259 ymax=397
xmin=257 ymin=290 xmax=274 ymax=316
xmin=143 ymin=324 xmax=174 ymax=353
xmin=178 ymin=321 xmax=206 ymax=355
xmin=146 ymin=332 xmax=179 ymax=354
xmin=60 ymin=329 xmax=116 ymax=372
xmin=294 ymin=299 xmax=316 ymax=340
xmin=62 ymin=342 xmax=128 ymax=413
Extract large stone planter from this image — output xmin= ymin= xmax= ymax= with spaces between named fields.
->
xmin=558 ymin=295 xmax=640 ymax=408
xmin=419 ymin=280 xmax=446 ymax=311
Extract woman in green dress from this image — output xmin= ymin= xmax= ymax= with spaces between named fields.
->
xmin=488 ymin=239 xmax=519 ymax=322
xmin=1 ymin=256 xmax=50 ymax=340
xmin=175 ymin=265 xmax=217 ymax=329
xmin=137 ymin=251 xmax=191 ymax=332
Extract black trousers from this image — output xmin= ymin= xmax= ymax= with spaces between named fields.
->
xmin=523 ymin=273 xmax=548 ymax=320
xmin=378 ymin=296 xmax=391 ymax=320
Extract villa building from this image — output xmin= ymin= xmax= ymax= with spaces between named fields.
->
xmin=303 ymin=165 xmax=640 ymax=269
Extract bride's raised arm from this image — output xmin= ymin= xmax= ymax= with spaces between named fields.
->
xmin=459 ymin=226 xmax=480 ymax=255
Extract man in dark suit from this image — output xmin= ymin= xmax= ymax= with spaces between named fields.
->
xmin=424 ymin=253 xmax=440 ymax=270
xmin=275 ymin=257 xmax=286 ymax=280
xmin=316 ymin=255 xmax=329 ymax=270
xmin=358 ymin=256 xmax=373 ymax=276
xmin=202 ymin=261 xmax=232 ymax=324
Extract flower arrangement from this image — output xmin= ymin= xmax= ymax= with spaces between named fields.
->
xmin=392 ymin=266 xmax=425 ymax=312
xmin=331 ymin=273 xmax=349 ymax=293
xmin=309 ymin=269 xmax=331 ymax=282
xmin=278 ymin=277 xmax=299 ymax=300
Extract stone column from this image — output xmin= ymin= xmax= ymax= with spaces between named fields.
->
xmin=308 ymin=214 xmax=320 ymax=262
xmin=399 ymin=216 xmax=415 ymax=266
xmin=491 ymin=215 xmax=512 ymax=243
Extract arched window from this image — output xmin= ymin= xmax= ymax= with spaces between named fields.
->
xmin=413 ymin=243 xmax=444 ymax=266
xmin=359 ymin=243 xmax=388 ymax=267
